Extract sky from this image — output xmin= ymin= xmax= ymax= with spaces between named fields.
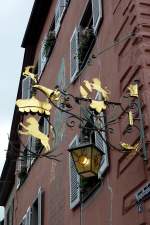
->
xmin=0 ymin=0 xmax=35 ymax=220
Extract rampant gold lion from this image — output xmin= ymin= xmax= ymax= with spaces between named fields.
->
xmin=19 ymin=116 xmax=50 ymax=152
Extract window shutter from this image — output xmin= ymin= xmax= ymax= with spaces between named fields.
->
xmin=94 ymin=112 xmax=106 ymax=153
xmin=92 ymin=0 xmax=102 ymax=34
xmin=41 ymin=41 xmax=47 ymax=73
xmin=22 ymin=77 xmax=32 ymax=99
xmin=55 ymin=0 xmax=61 ymax=35
xmin=38 ymin=40 xmax=47 ymax=77
xmin=94 ymin=92 xmax=109 ymax=178
xmin=69 ymin=136 xmax=80 ymax=209
xmin=59 ymin=0 xmax=66 ymax=20
xmin=26 ymin=207 xmax=31 ymax=225
xmin=70 ymin=28 xmax=79 ymax=82
xmin=38 ymin=187 xmax=42 ymax=225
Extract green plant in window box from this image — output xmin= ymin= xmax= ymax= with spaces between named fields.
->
xmin=43 ymin=31 xmax=56 ymax=58
xmin=79 ymin=27 xmax=95 ymax=65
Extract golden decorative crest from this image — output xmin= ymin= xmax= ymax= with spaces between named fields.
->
xmin=33 ymin=85 xmax=60 ymax=101
xmin=127 ymin=84 xmax=138 ymax=97
xmin=16 ymin=96 xmax=52 ymax=115
xmin=91 ymin=78 xmax=110 ymax=101
xmin=18 ymin=117 xmax=50 ymax=152
xmin=120 ymin=142 xmax=139 ymax=153
xmin=80 ymin=86 xmax=89 ymax=98
xmin=23 ymin=66 xmax=37 ymax=84
xmin=128 ymin=111 xmax=134 ymax=126
xmin=90 ymin=100 xmax=106 ymax=113
xmin=83 ymin=80 xmax=92 ymax=92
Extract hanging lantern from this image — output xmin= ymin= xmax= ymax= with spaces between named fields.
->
xmin=69 ymin=143 xmax=103 ymax=177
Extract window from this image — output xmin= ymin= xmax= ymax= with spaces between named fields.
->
xmin=69 ymin=92 xmax=109 ymax=207
xmin=22 ymin=77 xmax=32 ymax=99
xmin=16 ymin=117 xmax=49 ymax=188
xmin=20 ymin=207 xmax=31 ymax=225
xmin=16 ymin=151 xmax=28 ymax=189
xmin=20 ymin=188 xmax=43 ymax=225
xmin=70 ymin=0 xmax=103 ymax=82
xmin=39 ymin=20 xmax=56 ymax=77
xmin=30 ymin=188 xmax=43 ymax=225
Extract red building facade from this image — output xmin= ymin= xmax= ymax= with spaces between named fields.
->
xmin=0 ymin=0 xmax=150 ymax=225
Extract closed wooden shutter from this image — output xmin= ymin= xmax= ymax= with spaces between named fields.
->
xmin=92 ymin=0 xmax=102 ymax=33
xmin=70 ymin=28 xmax=79 ymax=82
xmin=22 ymin=77 xmax=32 ymax=99
xmin=69 ymin=136 xmax=80 ymax=209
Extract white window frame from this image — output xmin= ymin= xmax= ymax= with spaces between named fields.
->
xmin=70 ymin=27 xmax=79 ymax=83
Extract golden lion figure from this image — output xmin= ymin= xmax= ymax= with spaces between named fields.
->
xmin=19 ymin=117 xmax=50 ymax=152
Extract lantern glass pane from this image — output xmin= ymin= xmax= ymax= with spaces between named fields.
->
xmin=91 ymin=146 xmax=102 ymax=174
xmin=72 ymin=146 xmax=92 ymax=174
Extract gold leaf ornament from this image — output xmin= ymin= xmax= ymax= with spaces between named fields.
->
xmin=90 ymin=100 xmax=107 ymax=113
xmin=83 ymin=80 xmax=92 ymax=92
xmin=127 ymin=84 xmax=138 ymax=97
xmin=91 ymin=78 xmax=110 ymax=101
xmin=128 ymin=111 xmax=134 ymax=126
xmin=33 ymin=85 xmax=61 ymax=101
xmin=18 ymin=117 xmax=50 ymax=152
xmin=16 ymin=96 xmax=52 ymax=115
xmin=80 ymin=80 xmax=92 ymax=99
xmin=80 ymin=86 xmax=89 ymax=98
xmin=23 ymin=66 xmax=38 ymax=84
xmin=120 ymin=142 xmax=139 ymax=153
